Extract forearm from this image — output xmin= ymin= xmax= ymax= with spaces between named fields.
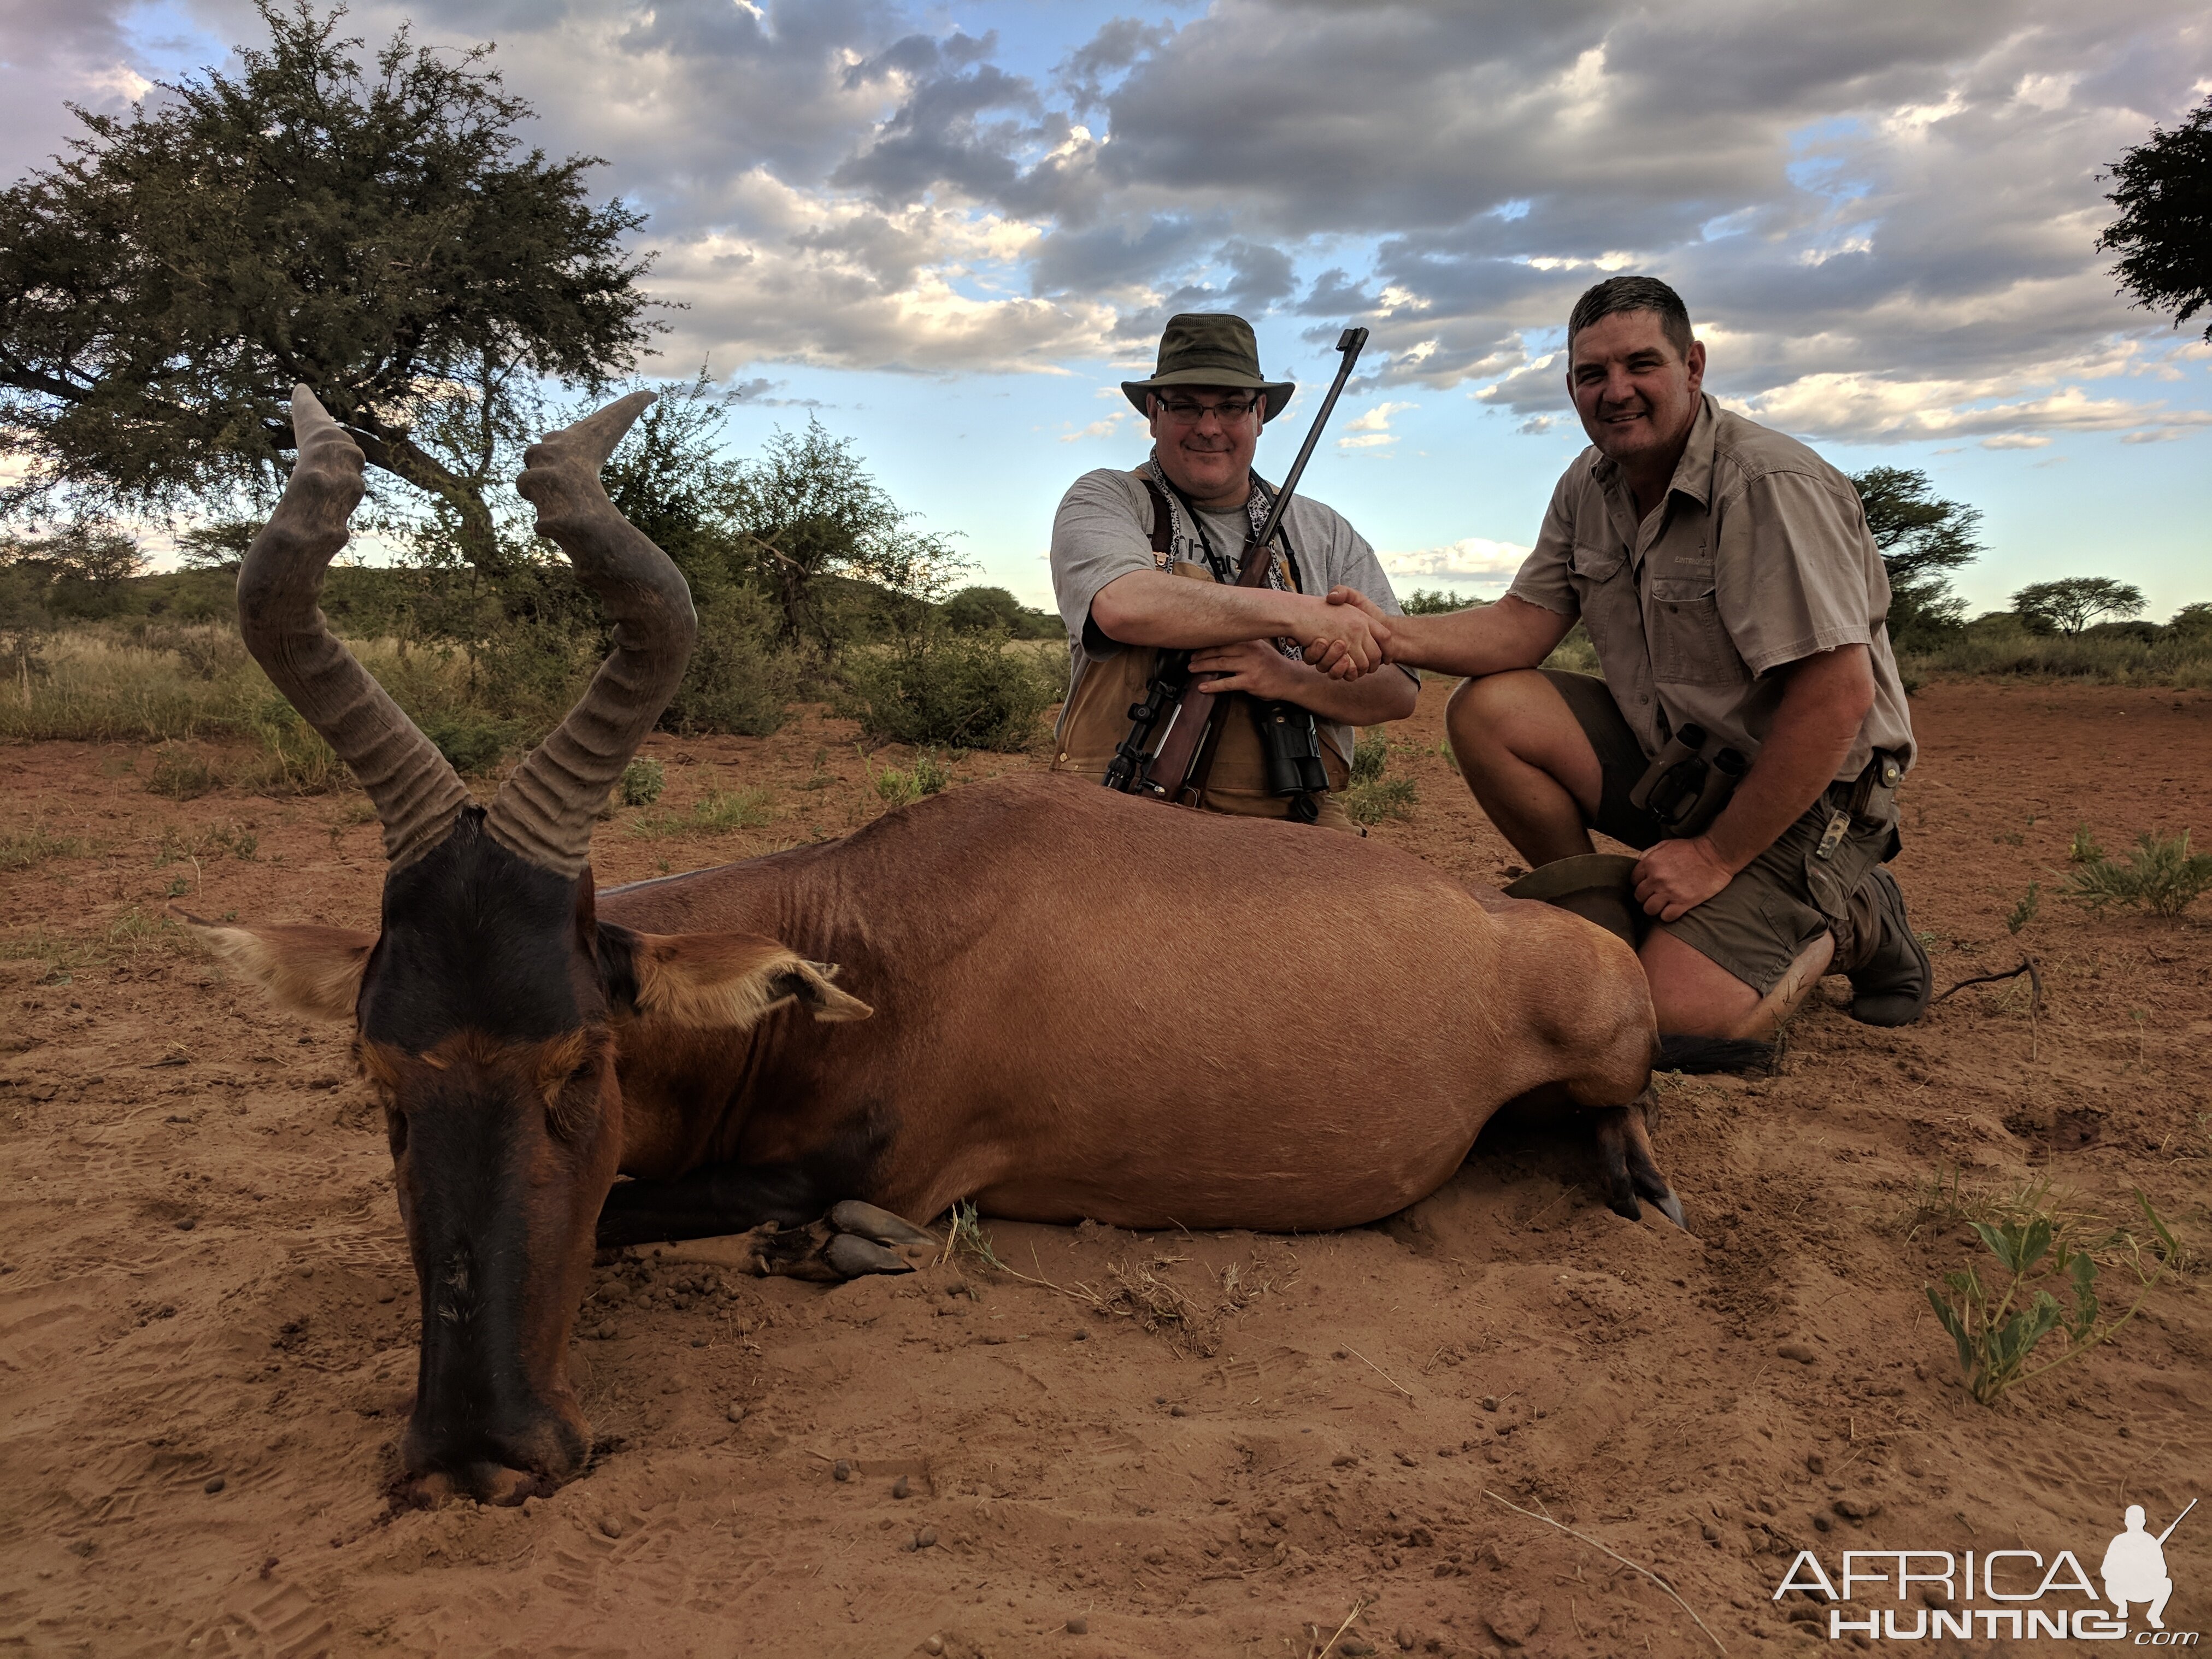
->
xmin=1372 ymin=595 xmax=1570 ymax=676
xmin=1702 ymin=649 xmax=1874 ymax=873
xmin=1091 ymin=569 xmax=1321 ymax=650
xmin=1274 ymin=662 xmax=1419 ymax=726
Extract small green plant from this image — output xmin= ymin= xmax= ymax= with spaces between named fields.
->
xmin=940 ymin=1199 xmax=1003 ymax=1273
xmin=2068 ymin=823 xmax=2103 ymax=863
xmin=1925 ymin=1191 xmax=2178 ymax=1407
xmin=869 ymin=748 xmax=951 ymax=810
xmin=0 ymin=827 xmax=85 ymax=870
xmin=147 ymin=744 xmax=220 ymax=801
xmin=2064 ymin=829 xmax=2212 ymax=920
xmin=419 ymin=710 xmax=510 ymax=776
xmin=1346 ymin=774 xmax=1417 ymax=826
xmin=687 ymin=788 xmax=773 ymax=833
xmin=617 ymin=757 xmax=666 ymax=807
xmin=2005 ymin=881 xmax=2040 ymax=934
xmin=1351 ymin=730 xmax=1388 ymax=785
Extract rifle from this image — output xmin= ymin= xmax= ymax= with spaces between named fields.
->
xmin=1106 ymin=326 xmax=1370 ymax=807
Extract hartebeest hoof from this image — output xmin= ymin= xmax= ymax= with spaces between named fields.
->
xmin=824 ymin=1233 xmax=908 ymax=1277
xmin=827 ymin=1199 xmax=938 ymax=1248
xmin=1592 ymin=1098 xmax=1688 ymax=1231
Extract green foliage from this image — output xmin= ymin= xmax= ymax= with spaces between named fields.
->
xmin=2171 ymin=601 xmax=2212 ymax=638
xmin=1926 ymin=1192 xmax=2176 ymax=1406
xmin=2069 ymin=823 xmax=2104 ymax=864
xmin=868 ymin=749 xmax=952 ymax=810
xmin=2012 ymin=577 xmax=2146 ymax=636
xmin=2005 ymin=882 xmax=2040 ymax=935
xmin=1346 ymin=775 xmax=1417 ymax=825
xmin=0 ymin=1 xmax=651 ymax=568
xmin=1850 ymin=467 xmax=1981 ymax=648
xmin=735 ymin=418 xmax=971 ymax=648
xmin=0 ymin=826 xmax=85 ymax=870
xmin=660 ymin=583 xmax=798 ymax=740
xmin=837 ymin=628 xmax=1061 ymax=752
xmin=1901 ymin=613 xmax=2212 ymax=687
xmin=2064 ymin=829 xmax=2212 ymax=920
xmin=1400 ymin=589 xmax=1482 ymax=616
xmin=2099 ymin=92 xmax=2212 ymax=341
xmin=1351 ymin=730 xmax=1389 ymax=785
xmin=629 ymin=783 xmax=773 ymax=839
xmin=147 ymin=744 xmax=220 ymax=801
xmin=1539 ymin=624 xmax=1601 ymax=677
xmin=617 ymin=758 xmax=666 ymax=808
xmin=942 ymin=586 xmax=1060 ymax=638
xmin=417 ymin=710 xmax=511 ymax=776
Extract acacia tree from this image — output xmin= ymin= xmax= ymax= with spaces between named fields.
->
xmin=733 ymin=418 xmax=969 ymax=648
xmin=2100 ymin=93 xmax=2212 ymax=340
xmin=2011 ymin=578 xmax=2146 ymax=636
xmin=0 ymin=1 xmax=654 ymax=575
xmin=1850 ymin=467 xmax=1981 ymax=646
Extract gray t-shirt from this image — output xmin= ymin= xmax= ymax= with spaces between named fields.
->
xmin=1048 ymin=466 xmax=1410 ymax=763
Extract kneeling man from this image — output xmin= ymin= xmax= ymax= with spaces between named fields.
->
xmin=1337 ymin=276 xmax=1926 ymax=1036
xmin=1050 ymin=312 xmax=1416 ymax=827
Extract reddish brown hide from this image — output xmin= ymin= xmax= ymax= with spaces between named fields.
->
xmin=599 ymin=772 xmax=1656 ymax=1233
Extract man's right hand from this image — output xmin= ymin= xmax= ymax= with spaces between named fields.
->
xmin=1293 ymin=592 xmax=1386 ymax=678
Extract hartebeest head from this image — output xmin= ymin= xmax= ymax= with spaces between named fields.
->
xmin=199 ymin=389 xmax=867 ymax=1505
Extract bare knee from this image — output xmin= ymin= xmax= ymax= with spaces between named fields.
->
xmin=1446 ymin=670 xmax=1564 ymax=772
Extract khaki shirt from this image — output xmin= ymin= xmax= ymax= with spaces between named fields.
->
xmin=1508 ymin=395 xmax=1915 ymax=780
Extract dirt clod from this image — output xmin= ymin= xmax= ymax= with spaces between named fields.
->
xmin=1483 ymin=1595 xmax=1542 ymax=1646
xmin=1066 ymin=1615 xmax=1087 ymax=1634
xmin=1778 ymin=1342 xmax=1817 ymax=1364
xmin=203 ymin=1475 xmax=225 ymax=1494
xmin=892 ymin=1476 xmax=910 ymax=1498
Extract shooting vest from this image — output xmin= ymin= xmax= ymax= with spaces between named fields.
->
xmin=1049 ymin=473 xmax=1353 ymax=828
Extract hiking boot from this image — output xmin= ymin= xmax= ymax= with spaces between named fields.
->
xmin=1844 ymin=865 xmax=1929 ymax=1026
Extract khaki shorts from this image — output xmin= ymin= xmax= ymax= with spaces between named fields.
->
xmin=1543 ymin=669 xmax=1899 ymax=996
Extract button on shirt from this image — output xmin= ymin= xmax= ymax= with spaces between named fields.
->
xmin=1507 ymin=395 xmax=1916 ymax=780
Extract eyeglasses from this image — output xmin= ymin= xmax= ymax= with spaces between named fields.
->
xmin=1154 ymin=395 xmax=1261 ymax=423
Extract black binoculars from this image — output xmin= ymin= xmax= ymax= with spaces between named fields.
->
xmin=1628 ymin=722 xmax=1748 ymax=839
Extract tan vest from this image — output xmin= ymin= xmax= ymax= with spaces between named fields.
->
xmin=1050 ymin=475 xmax=1352 ymax=828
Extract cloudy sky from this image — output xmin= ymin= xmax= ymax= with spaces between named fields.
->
xmin=7 ymin=0 xmax=2208 ymax=614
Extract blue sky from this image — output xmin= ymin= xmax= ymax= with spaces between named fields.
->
xmin=5 ymin=0 xmax=2208 ymax=619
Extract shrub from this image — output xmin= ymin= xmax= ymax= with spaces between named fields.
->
xmin=662 ymin=587 xmax=799 ymax=739
xmin=419 ymin=710 xmax=511 ymax=776
xmin=617 ymin=757 xmax=666 ymax=807
xmin=837 ymin=627 xmax=1062 ymax=752
xmin=2064 ymin=829 xmax=2212 ymax=920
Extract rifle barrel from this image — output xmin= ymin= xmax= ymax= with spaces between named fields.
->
xmin=2155 ymin=1496 xmax=2196 ymax=1545
xmin=1250 ymin=326 xmax=1368 ymax=553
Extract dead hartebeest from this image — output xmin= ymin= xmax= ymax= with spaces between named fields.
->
xmin=202 ymin=387 xmax=1708 ymax=1508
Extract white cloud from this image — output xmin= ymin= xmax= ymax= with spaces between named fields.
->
xmin=1337 ymin=399 xmax=1417 ymax=450
xmin=1381 ymin=537 xmax=1531 ymax=592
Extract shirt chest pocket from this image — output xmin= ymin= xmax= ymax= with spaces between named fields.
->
xmin=1646 ymin=573 xmax=1748 ymax=687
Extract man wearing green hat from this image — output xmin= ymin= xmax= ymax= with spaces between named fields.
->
xmin=1048 ymin=312 xmax=1417 ymax=826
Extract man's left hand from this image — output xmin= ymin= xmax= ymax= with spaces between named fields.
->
xmin=1189 ymin=639 xmax=1299 ymax=699
xmin=1633 ymin=836 xmax=1736 ymax=922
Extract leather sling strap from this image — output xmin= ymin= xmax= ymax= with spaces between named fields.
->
xmin=1143 ymin=490 xmax=1278 ymax=804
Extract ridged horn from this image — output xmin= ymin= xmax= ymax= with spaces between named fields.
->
xmin=238 ymin=387 xmax=470 ymax=868
xmin=483 ymin=392 xmax=698 ymax=877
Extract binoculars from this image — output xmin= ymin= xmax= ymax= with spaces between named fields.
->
xmin=1628 ymin=723 xmax=1748 ymax=839
xmin=1258 ymin=699 xmax=1330 ymax=801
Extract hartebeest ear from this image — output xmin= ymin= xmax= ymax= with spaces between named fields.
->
xmin=611 ymin=929 xmax=873 ymax=1029
xmin=189 ymin=918 xmax=374 ymax=1020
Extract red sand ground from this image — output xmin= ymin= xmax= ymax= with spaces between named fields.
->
xmin=1 ymin=678 xmax=2206 ymax=1658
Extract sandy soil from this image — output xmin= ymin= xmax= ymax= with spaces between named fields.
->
xmin=1 ymin=679 xmax=2207 ymax=1658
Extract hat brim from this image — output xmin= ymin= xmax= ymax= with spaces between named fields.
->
xmin=1122 ymin=370 xmax=1295 ymax=422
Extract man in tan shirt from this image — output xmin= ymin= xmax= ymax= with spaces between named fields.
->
xmin=1332 ymin=275 xmax=1926 ymax=1037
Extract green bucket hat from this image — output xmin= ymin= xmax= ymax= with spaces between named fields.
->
xmin=1121 ymin=313 xmax=1295 ymax=421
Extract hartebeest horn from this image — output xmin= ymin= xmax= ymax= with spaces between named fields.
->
xmin=238 ymin=387 xmax=471 ymax=868
xmin=483 ymin=392 xmax=698 ymax=876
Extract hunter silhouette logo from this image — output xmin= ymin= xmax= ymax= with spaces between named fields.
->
xmin=2105 ymin=1501 xmax=2192 ymax=1631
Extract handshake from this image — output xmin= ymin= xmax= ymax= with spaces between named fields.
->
xmin=1293 ymin=587 xmax=1401 ymax=680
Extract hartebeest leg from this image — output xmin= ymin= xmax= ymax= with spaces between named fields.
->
xmin=1590 ymin=1091 xmax=1687 ymax=1230
xmin=596 ymin=1162 xmax=933 ymax=1278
